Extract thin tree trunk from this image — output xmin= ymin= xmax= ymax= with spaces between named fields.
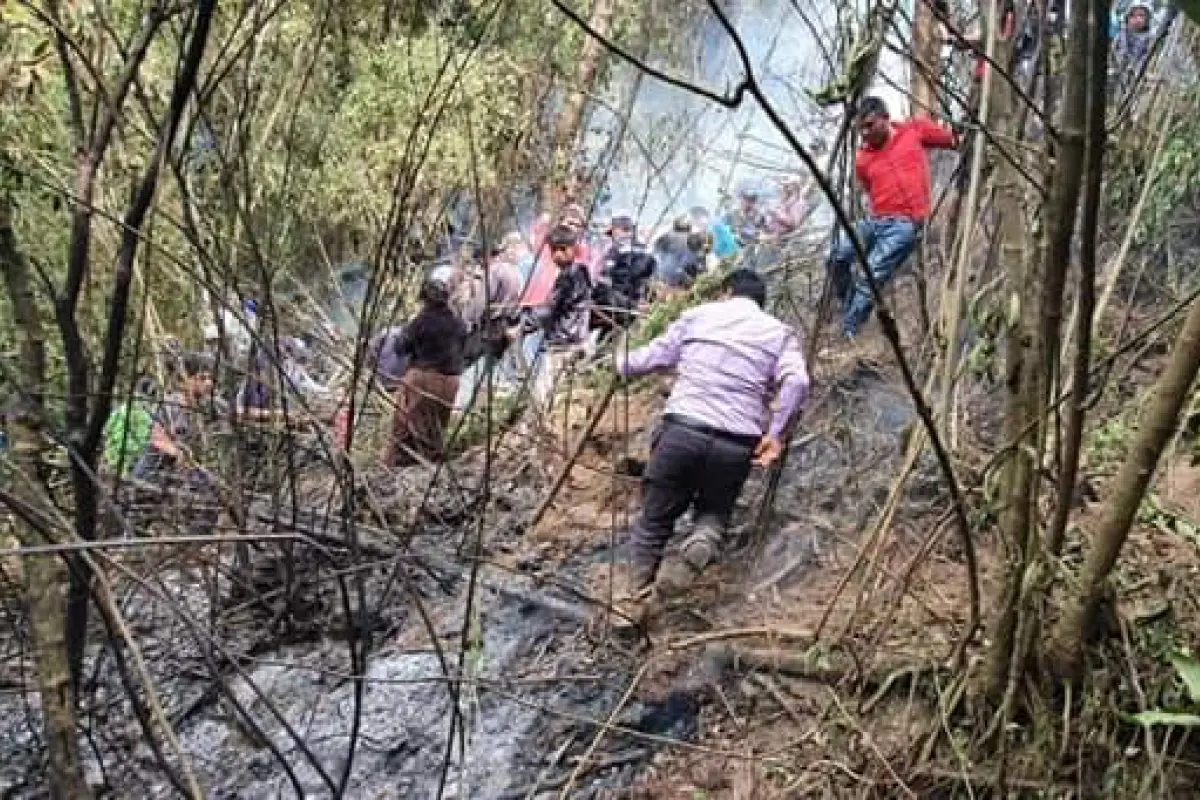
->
xmin=983 ymin=0 xmax=1094 ymax=699
xmin=939 ymin=0 xmax=1003 ymax=448
xmin=61 ymin=0 xmax=218 ymax=686
xmin=0 ymin=193 xmax=93 ymax=799
xmin=911 ymin=0 xmax=941 ymax=113
xmin=1050 ymin=294 xmax=1200 ymax=678
xmin=1047 ymin=0 xmax=1110 ymax=557
xmin=545 ymin=0 xmax=616 ymax=208
xmin=982 ymin=43 xmax=1037 ymax=703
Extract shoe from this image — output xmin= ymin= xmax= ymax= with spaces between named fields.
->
xmin=681 ymin=536 xmax=717 ymax=573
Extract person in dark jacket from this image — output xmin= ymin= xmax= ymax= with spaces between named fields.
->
xmin=593 ymin=212 xmax=656 ymax=335
xmin=383 ymin=277 xmax=468 ymax=466
xmin=653 ymin=217 xmax=704 ymax=295
xmin=539 ymin=224 xmax=593 ymax=347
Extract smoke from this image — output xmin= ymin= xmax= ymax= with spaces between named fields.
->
xmin=583 ymin=0 xmax=912 ymax=236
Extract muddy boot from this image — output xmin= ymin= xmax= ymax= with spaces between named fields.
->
xmin=657 ymin=520 xmax=722 ymax=597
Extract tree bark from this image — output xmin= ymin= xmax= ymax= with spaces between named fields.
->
xmin=911 ymin=0 xmax=942 ymax=113
xmin=983 ymin=0 xmax=1094 ymax=699
xmin=545 ymin=0 xmax=616 ymax=209
xmin=1047 ymin=0 xmax=1110 ymax=557
xmin=1050 ymin=295 xmax=1200 ymax=678
xmin=0 ymin=192 xmax=93 ymax=799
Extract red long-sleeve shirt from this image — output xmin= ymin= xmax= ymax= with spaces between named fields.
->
xmin=855 ymin=118 xmax=957 ymax=222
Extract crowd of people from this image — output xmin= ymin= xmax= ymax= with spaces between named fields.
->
xmin=91 ymin=91 xmax=962 ymax=616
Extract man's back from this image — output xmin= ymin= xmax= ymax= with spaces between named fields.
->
xmin=603 ymin=241 xmax=655 ymax=299
xmin=662 ymin=297 xmax=799 ymax=437
xmin=653 ymin=231 xmax=701 ymax=287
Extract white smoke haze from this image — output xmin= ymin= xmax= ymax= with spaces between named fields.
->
xmin=583 ymin=0 xmax=914 ymax=239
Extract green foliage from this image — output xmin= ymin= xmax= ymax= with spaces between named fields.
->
xmin=1137 ymin=491 xmax=1200 ymax=546
xmin=634 ymin=269 xmax=728 ymax=345
xmin=1127 ymin=651 xmax=1200 ymax=729
xmin=1089 ymin=417 xmax=1133 ymax=472
xmin=301 ymin=33 xmax=528 ymax=230
xmin=1128 ymin=710 xmax=1200 ymax=726
xmin=1170 ymin=652 xmax=1200 ymax=703
xmin=1178 ymin=0 xmax=1200 ymax=25
xmin=1108 ymin=97 xmax=1200 ymax=249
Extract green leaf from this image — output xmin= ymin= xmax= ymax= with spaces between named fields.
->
xmin=1180 ymin=0 xmax=1200 ymax=26
xmin=1129 ymin=711 xmax=1200 ymax=727
xmin=1169 ymin=654 xmax=1200 ymax=704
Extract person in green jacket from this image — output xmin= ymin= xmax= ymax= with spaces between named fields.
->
xmin=102 ymin=375 xmax=159 ymax=477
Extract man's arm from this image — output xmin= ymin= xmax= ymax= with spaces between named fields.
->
xmin=618 ymin=313 xmax=690 ymax=378
xmin=912 ymin=116 xmax=958 ymax=150
xmin=766 ymin=330 xmax=811 ymax=440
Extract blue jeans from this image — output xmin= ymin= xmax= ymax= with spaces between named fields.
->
xmin=828 ymin=217 xmax=918 ymax=337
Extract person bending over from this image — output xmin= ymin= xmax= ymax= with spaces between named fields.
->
xmin=383 ymin=277 xmax=468 ymax=466
xmin=616 ymin=269 xmax=810 ymax=601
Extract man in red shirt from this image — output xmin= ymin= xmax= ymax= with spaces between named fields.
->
xmin=829 ymin=96 xmax=957 ymax=338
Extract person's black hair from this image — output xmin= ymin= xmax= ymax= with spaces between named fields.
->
xmin=135 ymin=375 xmax=159 ymax=398
xmin=180 ymin=352 xmax=215 ymax=378
xmin=419 ymin=278 xmax=451 ymax=307
xmin=723 ymin=268 xmax=767 ymax=308
xmin=857 ymin=96 xmax=889 ymax=120
xmin=547 ymin=224 xmax=578 ymax=250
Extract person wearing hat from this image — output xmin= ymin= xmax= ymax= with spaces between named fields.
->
xmin=727 ymin=184 xmax=768 ymax=247
xmin=1112 ymin=2 xmax=1157 ymax=81
xmin=383 ymin=275 xmax=468 ymax=466
xmin=594 ymin=212 xmax=656 ymax=334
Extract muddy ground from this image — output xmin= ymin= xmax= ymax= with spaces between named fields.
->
xmin=4 ymin=282 xmax=1200 ymax=797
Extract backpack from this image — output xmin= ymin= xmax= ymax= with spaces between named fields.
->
xmin=103 ymin=401 xmax=154 ymax=476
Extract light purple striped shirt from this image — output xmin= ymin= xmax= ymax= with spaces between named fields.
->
xmin=620 ymin=297 xmax=810 ymax=439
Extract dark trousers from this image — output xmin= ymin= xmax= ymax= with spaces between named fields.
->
xmin=630 ymin=416 xmax=756 ymax=568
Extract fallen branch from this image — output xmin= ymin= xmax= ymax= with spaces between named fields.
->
xmin=669 ymin=627 xmax=815 ymax=651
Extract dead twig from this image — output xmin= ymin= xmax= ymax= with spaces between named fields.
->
xmin=556 ymin=661 xmax=649 ymax=799
xmin=669 ymin=627 xmax=815 ymax=651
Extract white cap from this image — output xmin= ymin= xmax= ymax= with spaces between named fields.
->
xmin=429 ymin=264 xmax=456 ymax=285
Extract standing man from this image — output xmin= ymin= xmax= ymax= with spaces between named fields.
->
xmin=616 ymin=269 xmax=810 ymax=600
xmin=594 ymin=212 xmax=656 ymax=336
xmin=828 ymin=97 xmax=957 ymax=340
xmin=539 ymin=225 xmax=593 ymax=347
xmin=652 ymin=217 xmax=705 ymax=299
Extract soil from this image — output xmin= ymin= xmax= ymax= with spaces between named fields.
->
xmin=3 ymin=266 xmax=1200 ymax=798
